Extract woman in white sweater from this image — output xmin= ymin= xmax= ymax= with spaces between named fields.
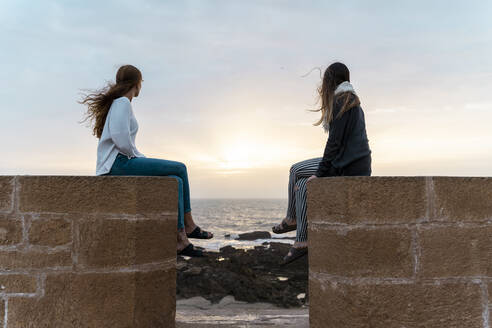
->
xmin=81 ymin=65 xmax=212 ymax=257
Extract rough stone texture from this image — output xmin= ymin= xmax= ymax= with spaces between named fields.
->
xmin=489 ymin=282 xmax=492 ymax=310
xmin=432 ymin=177 xmax=492 ymax=222
xmin=0 ymin=215 xmax=23 ymax=246
xmin=309 ymin=177 xmax=492 ymax=327
xmin=134 ymin=269 xmax=177 ymax=327
xmin=0 ymin=176 xmax=14 ymax=213
xmin=310 ymin=226 xmax=413 ymax=278
xmin=77 ymin=217 xmax=176 ymax=269
xmin=0 ymin=300 xmax=4 ymax=326
xmin=18 ymin=176 xmax=178 ymax=215
xmin=419 ymin=225 xmax=492 ymax=278
xmin=310 ymin=279 xmax=483 ymax=328
xmin=5 ymin=269 xmax=177 ymax=328
xmin=29 ymin=216 xmax=72 ymax=247
xmin=0 ymin=274 xmax=38 ymax=294
xmin=0 ymin=176 xmax=177 ymax=327
xmin=8 ymin=269 xmax=175 ymax=328
xmin=0 ymin=249 xmax=72 ymax=270
xmin=308 ymin=177 xmax=427 ymax=224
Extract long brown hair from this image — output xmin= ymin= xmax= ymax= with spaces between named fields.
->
xmin=313 ymin=62 xmax=360 ymax=127
xmin=80 ymin=65 xmax=142 ymax=138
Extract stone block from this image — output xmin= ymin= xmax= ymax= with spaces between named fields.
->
xmin=0 ymin=215 xmax=23 ymax=246
xmin=0 ymin=274 xmax=37 ymax=294
xmin=432 ymin=177 xmax=492 ymax=222
xmin=77 ymin=217 xmax=176 ymax=269
xmin=0 ymin=250 xmax=71 ymax=271
xmin=8 ymin=269 xmax=175 ymax=328
xmin=310 ymin=279 xmax=483 ymax=328
xmin=18 ymin=176 xmax=178 ymax=216
xmin=309 ymin=226 xmax=413 ymax=278
xmin=308 ymin=177 xmax=427 ymax=224
xmin=134 ymin=269 xmax=177 ymax=327
xmin=419 ymin=225 xmax=492 ymax=278
xmin=0 ymin=176 xmax=14 ymax=213
xmin=29 ymin=216 xmax=72 ymax=247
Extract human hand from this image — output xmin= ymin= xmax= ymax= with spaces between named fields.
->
xmin=307 ymin=175 xmax=317 ymax=183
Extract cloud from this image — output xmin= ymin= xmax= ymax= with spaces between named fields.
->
xmin=1 ymin=0 xmax=492 ymax=197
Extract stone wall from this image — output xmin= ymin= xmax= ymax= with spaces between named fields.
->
xmin=0 ymin=176 xmax=177 ymax=327
xmin=308 ymin=177 xmax=492 ymax=328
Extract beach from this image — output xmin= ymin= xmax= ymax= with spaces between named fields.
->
xmin=176 ymin=297 xmax=308 ymax=327
xmin=178 ymin=199 xmax=309 ymax=327
xmin=176 ymin=240 xmax=309 ymax=327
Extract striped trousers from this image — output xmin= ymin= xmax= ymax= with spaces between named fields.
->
xmin=286 ymin=158 xmax=322 ymax=242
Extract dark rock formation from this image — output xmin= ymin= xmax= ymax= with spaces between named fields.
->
xmin=177 ymin=242 xmax=308 ymax=308
xmin=237 ymin=231 xmax=272 ymax=240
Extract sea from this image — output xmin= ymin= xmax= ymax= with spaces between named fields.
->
xmin=189 ymin=199 xmax=295 ymax=251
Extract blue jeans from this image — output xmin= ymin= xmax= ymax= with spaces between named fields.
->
xmin=107 ymin=153 xmax=191 ymax=229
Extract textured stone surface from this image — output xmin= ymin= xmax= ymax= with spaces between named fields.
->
xmin=0 ymin=300 xmax=4 ymax=326
xmin=18 ymin=176 xmax=178 ymax=215
xmin=489 ymin=282 xmax=492 ymax=308
xmin=9 ymin=273 xmax=134 ymax=328
xmin=432 ymin=177 xmax=492 ymax=222
xmin=77 ymin=217 xmax=176 ymax=269
xmin=419 ymin=225 xmax=492 ymax=278
xmin=0 ymin=215 xmax=23 ymax=246
xmin=8 ymin=269 xmax=175 ymax=328
xmin=29 ymin=217 xmax=72 ymax=247
xmin=0 ymin=274 xmax=38 ymax=293
xmin=309 ymin=227 xmax=413 ymax=278
xmin=0 ymin=176 xmax=177 ymax=327
xmin=0 ymin=177 xmax=14 ymax=213
xmin=310 ymin=279 xmax=483 ymax=328
xmin=308 ymin=176 xmax=492 ymax=326
xmin=308 ymin=177 xmax=427 ymax=224
xmin=0 ymin=250 xmax=72 ymax=270
xmin=134 ymin=269 xmax=177 ymax=327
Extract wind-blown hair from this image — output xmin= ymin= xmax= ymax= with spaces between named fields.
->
xmin=80 ymin=65 xmax=142 ymax=138
xmin=313 ymin=62 xmax=360 ymax=127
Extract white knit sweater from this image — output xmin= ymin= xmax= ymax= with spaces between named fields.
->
xmin=96 ymin=97 xmax=145 ymax=175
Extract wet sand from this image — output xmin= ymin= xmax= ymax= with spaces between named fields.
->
xmin=176 ymin=296 xmax=309 ymax=328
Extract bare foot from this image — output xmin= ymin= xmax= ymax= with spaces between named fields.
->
xmin=177 ymin=229 xmax=190 ymax=252
xmin=283 ymin=241 xmax=308 ymax=265
xmin=272 ymin=217 xmax=297 ymax=234
xmin=284 ymin=241 xmax=308 ymax=259
xmin=293 ymin=241 xmax=307 ymax=248
xmin=184 ymin=212 xmax=213 ymax=238
xmin=184 ymin=212 xmax=197 ymax=234
xmin=285 ymin=217 xmax=296 ymax=226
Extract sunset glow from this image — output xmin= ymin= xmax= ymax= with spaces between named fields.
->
xmin=1 ymin=1 xmax=491 ymax=198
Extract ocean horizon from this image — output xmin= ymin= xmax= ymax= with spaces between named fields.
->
xmin=190 ymin=198 xmax=295 ymax=251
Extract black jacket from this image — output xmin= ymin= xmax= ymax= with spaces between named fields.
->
xmin=315 ymin=96 xmax=371 ymax=177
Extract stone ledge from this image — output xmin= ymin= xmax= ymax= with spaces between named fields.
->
xmin=307 ymin=177 xmax=428 ymax=224
xmin=0 ymin=176 xmax=178 ymax=327
xmin=17 ymin=176 xmax=179 ymax=215
xmin=308 ymin=176 xmax=492 ymax=327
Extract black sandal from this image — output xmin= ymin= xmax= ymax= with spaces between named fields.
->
xmin=187 ymin=226 xmax=213 ymax=239
xmin=272 ymin=219 xmax=297 ymax=234
xmin=281 ymin=247 xmax=308 ymax=265
xmin=177 ymin=244 xmax=204 ymax=257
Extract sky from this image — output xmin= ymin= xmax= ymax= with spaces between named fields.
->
xmin=1 ymin=0 xmax=492 ymax=198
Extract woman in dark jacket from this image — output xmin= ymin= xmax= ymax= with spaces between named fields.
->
xmin=272 ymin=62 xmax=371 ymax=264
